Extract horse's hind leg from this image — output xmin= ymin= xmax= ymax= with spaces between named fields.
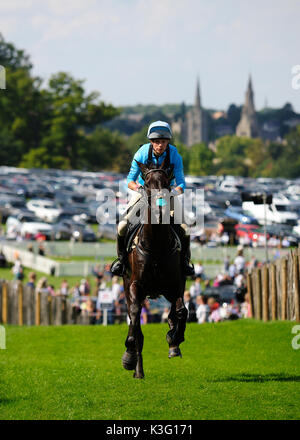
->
xmin=166 ymin=297 xmax=187 ymax=358
xmin=122 ymin=281 xmax=145 ymax=379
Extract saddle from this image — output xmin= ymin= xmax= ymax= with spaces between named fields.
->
xmin=125 ymin=221 xmax=181 ymax=256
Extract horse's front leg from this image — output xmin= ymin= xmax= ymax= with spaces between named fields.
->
xmin=166 ymin=297 xmax=187 ymax=358
xmin=122 ymin=281 xmax=145 ymax=379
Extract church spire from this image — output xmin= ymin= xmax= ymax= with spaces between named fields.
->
xmin=195 ymin=77 xmax=201 ymax=109
xmin=236 ymin=75 xmax=260 ymax=138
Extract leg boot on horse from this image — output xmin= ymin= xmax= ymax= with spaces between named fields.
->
xmin=166 ymin=298 xmax=188 ymax=359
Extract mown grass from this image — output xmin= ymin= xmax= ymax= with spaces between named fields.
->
xmin=0 ymin=320 xmax=299 ymax=420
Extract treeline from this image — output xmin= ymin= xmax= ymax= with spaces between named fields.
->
xmin=124 ymin=125 xmax=300 ymax=178
xmin=1 ymin=34 xmax=300 ymax=178
xmin=0 ymin=34 xmax=131 ymax=172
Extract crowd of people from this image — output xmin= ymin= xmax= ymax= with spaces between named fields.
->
xmin=183 ymin=247 xmax=252 ymax=324
xmin=2 ymin=246 xmax=254 ymax=325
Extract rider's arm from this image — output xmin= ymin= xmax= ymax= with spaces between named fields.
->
xmin=127 ymin=147 xmax=144 ymax=190
xmin=172 ymin=150 xmax=186 ymax=193
xmin=128 ymin=181 xmax=140 ymax=192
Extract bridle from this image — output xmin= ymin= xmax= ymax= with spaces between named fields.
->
xmin=135 ymin=167 xmax=181 ymax=257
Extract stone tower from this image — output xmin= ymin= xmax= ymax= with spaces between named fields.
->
xmin=184 ymin=78 xmax=209 ymax=146
xmin=236 ymin=76 xmax=260 ymax=138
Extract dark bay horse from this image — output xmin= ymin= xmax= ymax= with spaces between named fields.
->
xmin=121 ymin=160 xmax=188 ymax=379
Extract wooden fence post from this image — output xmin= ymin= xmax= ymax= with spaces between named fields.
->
xmin=262 ymin=265 xmax=269 ymax=322
xmin=293 ymin=251 xmax=300 ymax=322
xmin=2 ymin=282 xmax=7 ymax=325
xmin=281 ymin=258 xmax=287 ymax=320
xmin=271 ymin=264 xmax=277 ymax=320
xmin=48 ymin=295 xmax=53 ymax=325
xmin=247 ymin=272 xmax=254 ymax=318
xmin=35 ymin=291 xmax=41 ymax=326
xmin=257 ymin=268 xmax=262 ymax=320
xmin=18 ymin=282 xmax=23 ymax=326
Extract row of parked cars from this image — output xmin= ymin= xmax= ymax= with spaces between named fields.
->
xmin=1 ymin=167 xmax=300 ymax=246
xmin=186 ymin=175 xmax=300 ymax=247
xmin=0 ymin=168 xmax=124 ymax=242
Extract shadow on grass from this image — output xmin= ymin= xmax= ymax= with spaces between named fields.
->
xmin=210 ymin=373 xmax=300 ymax=383
xmin=0 ymin=397 xmax=19 ymax=405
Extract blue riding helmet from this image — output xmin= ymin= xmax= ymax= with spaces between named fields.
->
xmin=147 ymin=121 xmax=172 ymax=140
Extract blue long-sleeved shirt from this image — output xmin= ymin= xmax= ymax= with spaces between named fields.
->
xmin=127 ymin=143 xmax=186 ymax=191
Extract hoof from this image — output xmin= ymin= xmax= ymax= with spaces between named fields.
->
xmin=168 ymin=347 xmax=182 ymax=359
xmin=133 ymin=372 xmax=145 ymax=379
xmin=122 ymin=351 xmax=137 ymax=370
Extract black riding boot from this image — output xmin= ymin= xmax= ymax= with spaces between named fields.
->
xmin=173 ymin=225 xmax=194 ymax=276
xmin=179 ymin=233 xmax=195 ymax=277
xmin=110 ymin=235 xmax=126 ymax=276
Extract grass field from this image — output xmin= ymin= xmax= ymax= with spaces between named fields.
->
xmin=0 ymin=320 xmax=299 ymax=420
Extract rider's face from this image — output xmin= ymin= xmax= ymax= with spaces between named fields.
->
xmin=150 ymin=139 xmax=169 ymax=156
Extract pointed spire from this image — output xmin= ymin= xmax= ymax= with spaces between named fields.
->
xmin=195 ymin=77 xmax=201 ymax=109
xmin=248 ymin=74 xmax=253 ymax=92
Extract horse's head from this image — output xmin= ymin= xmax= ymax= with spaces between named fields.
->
xmin=135 ymin=159 xmax=175 ymax=224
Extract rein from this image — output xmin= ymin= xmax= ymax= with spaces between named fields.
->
xmin=134 ymin=169 xmax=181 ymax=259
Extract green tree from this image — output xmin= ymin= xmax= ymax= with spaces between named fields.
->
xmin=0 ymin=35 xmax=46 ymax=165
xmin=0 ymin=33 xmax=32 ymax=70
xmin=32 ymin=72 xmax=119 ymax=169
xmin=86 ymin=128 xmax=131 ymax=173
xmin=188 ymin=143 xmax=214 ymax=176
xmin=125 ymin=125 xmax=149 ymax=154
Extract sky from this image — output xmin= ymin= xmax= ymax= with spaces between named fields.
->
xmin=1 ymin=0 xmax=300 ymax=111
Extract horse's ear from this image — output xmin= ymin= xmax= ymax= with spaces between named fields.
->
xmin=135 ymin=160 xmax=148 ymax=176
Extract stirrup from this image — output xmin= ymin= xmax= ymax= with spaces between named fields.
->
xmin=110 ymin=258 xmax=125 ymax=276
xmin=184 ymin=261 xmax=195 ymax=276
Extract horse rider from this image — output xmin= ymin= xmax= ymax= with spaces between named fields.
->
xmin=110 ymin=120 xmax=195 ymax=277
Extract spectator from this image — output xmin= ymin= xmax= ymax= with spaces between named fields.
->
xmin=194 ymin=261 xmax=204 ymax=279
xmin=35 ymin=277 xmax=49 ymax=295
xmin=60 ymin=279 xmax=69 ymax=297
xmin=111 ymin=276 xmax=122 ymax=301
xmin=234 ymin=249 xmax=245 ymax=274
xmin=221 ymin=232 xmax=230 ymax=246
xmin=184 ymin=291 xmax=197 ymax=323
xmin=26 ymin=272 xmax=36 ymax=289
xmin=86 ymin=298 xmax=96 ymax=325
xmin=196 ymin=295 xmax=210 ymax=324
xmin=71 ymin=298 xmax=81 ymax=323
xmin=234 ymin=273 xmax=245 ymax=289
xmin=189 ymin=277 xmax=202 ymax=298
xmin=223 ymin=255 xmax=230 ymax=273
xmin=92 ymin=264 xmax=103 ymax=289
xmin=71 ymin=282 xmax=81 ymax=300
xmin=27 ymin=244 xmax=34 ymax=253
xmin=79 ymin=278 xmax=90 ymax=296
xmin=38 ymin=244 xmax=45 ymax=256
xmin=141 ymin=299 xmax=151 ymax=324
xmin=161 ymin=307 xmax=169 ymax=323
xmin=249 ymin=255 xmax=258 ymax=270
xmin=228 ymin=261 xmax=237 ymax=279
xmin=240 ymin=293 xmax=252 ymax=318
xmin=207 ymin=296 xmax=220 ymax=313
xmin=114 ymin=293 xmax=126 ymax=324
xmin=12 ymin=257 xmax=24 ymax=281
xmin=0 ymin=249 xmax=7 ymax=268
xmin=104 ymin=263 xmax=113 ymax=281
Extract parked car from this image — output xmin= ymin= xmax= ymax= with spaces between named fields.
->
xmin=26 ymin=199 xmax=62 ymax=223
xmin=242 ymin=198 xmax=298 ymax=226
xmin=224 ymin=206 xmax=259 ymax=225
xmin=58 ymin=220 xmax=97 ymax=242
xmin=0 ymin=196 xmax=26 ymax=222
